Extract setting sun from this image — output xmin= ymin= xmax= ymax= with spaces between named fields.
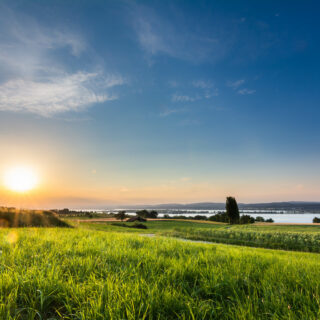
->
xmin=4 ymin=167 xmax=38 ymax=192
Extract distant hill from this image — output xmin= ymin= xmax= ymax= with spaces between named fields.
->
xmin=121 ymin=201 xmax=320 ymax=212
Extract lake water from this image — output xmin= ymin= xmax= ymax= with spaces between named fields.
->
xmin=156 ymin=212 xmax=320 ymax=223
xmin=93 ymin=208 xmax=320 ymax=224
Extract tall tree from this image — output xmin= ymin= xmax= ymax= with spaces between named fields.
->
xmin=226 ymin=197 xmax=240 ymax=224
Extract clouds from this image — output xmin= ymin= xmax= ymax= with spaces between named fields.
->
xmin=237 ymin=88 xmax=256 ymax=95
xmin=171 ymin=79 xmax=219 ymax=103
xmin=227 ymin=79 xmax=255 ymax=95
xmin=0 ymin=72 xmax=124 ymax=117
xmin=227 ymin=79 xmax=245 ymax=89
xmin=172 ymin=94 xmax=196 ymax=103
xmin=0 ymin=7 xmax=125 ymax=117
xmin=192 ymin=80 xmax=213 ymax=89
xmin=0 ymin=9 xmax=84 ymax=78
xmin=159 ymin=108 xmax=185 ymax=117
xmin=132 ymin=4 xmax=230 ymax=63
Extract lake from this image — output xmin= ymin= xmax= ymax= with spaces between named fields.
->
xmin=156 ymin=211 xmax=320 ymax=223
xmin=104 ymin=209 xmax=320 ymax=224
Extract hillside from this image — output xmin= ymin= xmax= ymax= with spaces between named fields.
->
xmin=0 ymin=207 xmax=69 ymax=227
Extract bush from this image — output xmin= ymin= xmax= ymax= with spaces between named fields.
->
xmin=208 ymin=212 xmax=229 ymax=223
xmin=136 ymin=210 xmax=158 ymax=218
xmin=313 ymin=217 xmax=320 ymax=223
xmin=240 ymin=215 xmax=255 ymax=224
xmin=193 ymin=215 xmax=207 ymax=220
xmin=115 ymin=211 xmax=127 ymax=221
xmin=265 ymin=218 xmax=274 ymax=223
xmin=85 ymin=212 xmax=94 ymax=218
xmin=255 ymin=216 xmax=265 ymax=222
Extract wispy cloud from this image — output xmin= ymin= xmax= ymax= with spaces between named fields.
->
xmin=192 ymin=80 xmax=213 ymax=89
xmin=192 ymin=80 xmax=219 ymax=98
xmin=0 ymin=72 xmax=124 ymax=116
xmin=172 ymin=88 xmax=218 ymax=102
xmin=204 ymin=88 xmax=219 ymax=98
xmin=237 ymin=88 xmax=256 ymax=95
xmin=227 ymin=79 xmax=245 ymax=89
xmin=227 ymin=79 xmax=255 ymax=95
xmin=0 ymin=7 xmax=125 ymax=116
xmin=159 ymin=108 xmax=186 ymax=117
xmin=132 ymin=5 xmax=230 ymax=63
xmin=172 ymin=94 xmax=196 ymax=103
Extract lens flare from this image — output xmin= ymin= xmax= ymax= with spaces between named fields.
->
xmin=4 ymin=166 xmax=38 ymax=192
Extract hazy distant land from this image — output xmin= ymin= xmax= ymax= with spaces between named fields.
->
xmin=119 ymin=201 xmax=320 ymax=212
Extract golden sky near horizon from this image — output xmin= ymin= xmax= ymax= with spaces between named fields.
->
xmin=0 ymin=133 xmax=319 ymax=209
xmin=0 ymin=160 xmax=319 ymax=209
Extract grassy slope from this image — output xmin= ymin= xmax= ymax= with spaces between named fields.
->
xmin=1 ymin=228 xmax=320 ymax=319
xmin=77 ymin=220 xmax=320 ymax=252
xmin=0 ymin=208 xmax=69 ymax=228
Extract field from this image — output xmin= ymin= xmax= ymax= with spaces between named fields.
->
xmin=77 ymin=219 xmax=320 ymax=252
xmin=1 ymin=223 xmax=320 ymax=319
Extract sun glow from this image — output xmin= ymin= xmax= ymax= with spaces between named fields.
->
xmin=4 ymin=167 xmax=38 ymax=192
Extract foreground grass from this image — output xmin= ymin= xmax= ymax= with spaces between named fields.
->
xmin=78 ymin=220 xmax=320 ymax=253
xmin=1 ymin=228 xmax=320 ymax=319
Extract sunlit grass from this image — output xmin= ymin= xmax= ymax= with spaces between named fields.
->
xmin=77 ymin=220 xmax=320 ymax=252
xmin=0 ymin=207 xmax=69 ymax=227
xmin=0 ymin=228 xmax=320 ymax=319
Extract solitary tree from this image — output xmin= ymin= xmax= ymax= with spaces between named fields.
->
xmin=226 ymin=197 xmax=240 ymax=224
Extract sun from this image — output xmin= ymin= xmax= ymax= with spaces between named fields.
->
xmin=4 ymin=166 xmax=38 ymax=192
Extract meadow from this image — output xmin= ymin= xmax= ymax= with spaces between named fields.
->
xmin=1 ymin=227 xmax=320 ymax=319
xmin=78 ymin=220 xmax=320 ymax=253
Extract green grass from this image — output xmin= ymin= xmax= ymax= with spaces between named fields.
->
xmin=75 ymin=220 xmax=224 ymax=233
xmin=76 ymin=220 xmax=320 ymax=252
xmin=0 ymin=208 xmax=69 ymax=228
xmin=1 ymin=227 xmax=320 ymax=319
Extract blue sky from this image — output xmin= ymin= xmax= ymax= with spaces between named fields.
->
xmin=0 ymin=0 xmax=319 ymax=207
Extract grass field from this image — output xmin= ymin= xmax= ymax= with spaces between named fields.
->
xmin=1 ymin=227 xmax=320 ymax=319
xmin=77 ymin=220 xmax=320 ymax=252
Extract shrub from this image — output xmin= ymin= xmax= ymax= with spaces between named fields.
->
xmin=208 ymin=212 xmax=229 ymax=222
xmin=255 ymin=216 xmax=265 ymax=222
xmin=313 ymin=217 xmax=320 ymax=223
xmin=193 ymin=215 xmax=207 ymax=220
xmin=136 ymin=210 xmax=158 ymax=218
xmin=240 ymin=215 xmax=255 ymax=224
xmin=85 ymin=212 xmax=94 ymax=218
xmin=115 ymin=211 xmax=127 ymax=221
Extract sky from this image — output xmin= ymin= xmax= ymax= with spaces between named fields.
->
xmin=0 ymin=0 xmax=319 ymax=208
